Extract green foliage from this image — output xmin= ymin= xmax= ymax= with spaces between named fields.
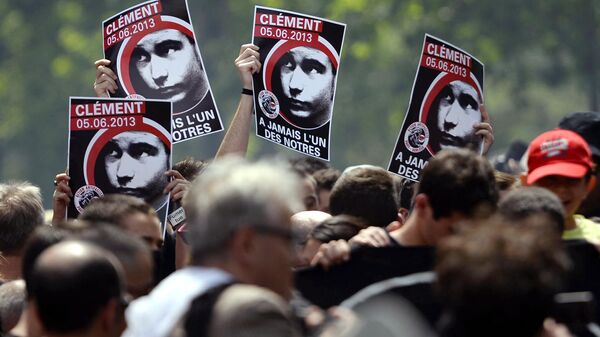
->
xmin=0 ymin=0 xmax=598 ymax=206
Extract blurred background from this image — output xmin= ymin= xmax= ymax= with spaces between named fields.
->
xmin=0 ymin=0 xmax=598 ymax=206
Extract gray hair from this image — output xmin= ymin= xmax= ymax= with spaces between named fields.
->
xmin=0 ymin=181 xmax=44 ymax=253
xmin=0 ymin=280 xmax=26 ymax=332
xmin=184 ymin=156 xmax=303 ymax=262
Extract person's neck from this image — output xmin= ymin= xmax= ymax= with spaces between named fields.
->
xmin=0 ymin=254 xmax=22 ymax=281
xmin=195 ymin=257 xmax=242 ymax=281
xmin=389 ymin=215 xmax=430 ymax=246
xmin=565 ymin=214 xmax=578 ymax=231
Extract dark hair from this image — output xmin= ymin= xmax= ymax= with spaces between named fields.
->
xmin=27 ymin=241 xmax=123 ymax=334
xmin=418 ymin=149 xmax=498 ymax=220
xmin=498 ymin=187 xmax=565 ymax=233
xmin=329 ymin=166 xmax=399 ymax=227
xmin=173 ymin=157 xmax=207 ymax=181
xmin=436 ymin=222 xmax=569 ymax=337
xmin=78 ymin=225 xmax=151 ymax=273
xmin=395 ymin=177 xmax=417 ymax=210
xmin=22 ymin=226 xmax=73 ymax=295
xmin=312 ymin=168 xmax=341 ymax=191
xmin=78 ymin=224 xmax=153 ymax=298
xmin=0 ymin=182 xmax=44 ymax=254
xmin=309 ymin=215 xmax=367 ymax=242
xmin=289 ymin=157 xmax=330 ymax=175
xmin=79 ymin=194 xmax=155 ymax=227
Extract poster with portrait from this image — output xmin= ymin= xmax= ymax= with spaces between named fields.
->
xmin=102 ymin=0 xmax=223 ymax=143
xmin=252 ymin=6 xmax=346 ymax=161
xmin=67 ymin=97 xmax=172 ymax=234
xmin=388 ymin=34 xmax=485 ymax=181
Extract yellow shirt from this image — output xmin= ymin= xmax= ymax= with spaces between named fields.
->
xmin=563 ymin=215 xmax=600 ymax=242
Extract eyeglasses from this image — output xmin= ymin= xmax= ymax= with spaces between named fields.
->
xmin=253 ymin=224 xmax=295 ymax=242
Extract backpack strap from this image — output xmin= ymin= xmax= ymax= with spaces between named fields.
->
xmin=183 ymin=282 xmax=237 ymax=337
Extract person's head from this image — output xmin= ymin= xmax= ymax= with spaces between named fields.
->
xmin=494 ymin=170 xmax=519 ymax=199
xmin=523 ymin=129 xmax=596 ymax=219
xmin=436 ymin=222 xmax=570 ymax=337
xmin=0 ymin=181 xmax=44 ymax=255
xmin=0 ymin=280 xmax=26 ymax=333
xmin=275 ymin=46 xmax=337 ymax=128
xmin=302 ymin=215 xmax=367 ymax=264
xmin=427 ymin=80 xmax=482 ymax=153
xmin=394 ymin=176 xmax=417 ymax=224
xmin=79 ymin=225 xmax=153 ymax=298
xmin=289 ymin=157 xmax=330 ymax=175
xmin=79 ymin=195 xmax=163 ymax=251
xmin=559 ymin=112 xmax=600 ymax=217
xmin=290 ymin=211 xmax=332 ymax=267
xmin=185 ymin=156 xmax=303 ymax=300
xmin=329 ymin=165 xmax=399 ymax=227
xmin=292 ymin=168 xmax=319 ymax=211
xmin=131 ymin=29 xmax=207 ymax=112
xmin=172 ymin=157 xmax=207 ymax=181
xmin=101 ymin=131 xmax=170 ymax=210
xmin=312 ymin=168 xmax=341 ymax=213
xmin=415 ymin=149 xmax=498 ymax=243
xmin=498 ymin=186 xmax=566 ymax=234
xmin=27 ymin=241 xmax=126 ymax=337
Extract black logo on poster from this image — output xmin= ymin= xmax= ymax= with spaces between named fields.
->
xmin=74 ymin=185 xmax=104 ymax=213
xmin=404 ymin=122 xmax=429 ymax=153
xmin=259 ymin=90 xmax=280 ymax=119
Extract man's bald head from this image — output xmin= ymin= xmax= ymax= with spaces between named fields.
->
xmin=27 ymin=241 xmax=124 ymax=334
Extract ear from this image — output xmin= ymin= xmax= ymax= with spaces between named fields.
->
xmin=98 ymin=298 xmax=119 ymax=332
xmin=520 ymin=173 xmax=529 ymax=186
xmin=230 ymin=226 xmax=256 ymax=265
xmin=586 ymin=176 xmax=597 ymax=192
xmin=413 ymin=194 xmax=433 ymax=221
xmin=395 ymin=208 xmax=410 ymax=226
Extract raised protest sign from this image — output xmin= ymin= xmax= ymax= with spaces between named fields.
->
xmin=67 ymin=97 xmax=172 ymax=233
xmin=388 ymin=34 xmax=485 ymax=181
xmin=102 ymin=0 xmax=222 ymax=143
xmin=252 ymin=6 xmax=346 ymax=161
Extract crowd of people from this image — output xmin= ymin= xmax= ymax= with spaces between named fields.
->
xmin=1 ymin=43 xmax=600 ymax=337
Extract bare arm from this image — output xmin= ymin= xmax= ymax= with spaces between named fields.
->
xmin=215 ymin=44 xmax=261 ymax=158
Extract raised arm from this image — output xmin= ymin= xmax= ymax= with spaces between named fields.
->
xmin=215 ymin=44 xmax=261 ymax=158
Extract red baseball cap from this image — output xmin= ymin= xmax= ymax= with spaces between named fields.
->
xmin=527 ymin=129 xmax=594 ymax=184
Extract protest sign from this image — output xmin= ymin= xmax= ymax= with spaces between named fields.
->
xmin=388 ymin=34 xmax=485 ymax=181
xmin=252 ymin=6 xmax=346 ymax=161
xmin=67 ymin=97 xmax=172 ymax=233
xmin=102 ymin=0 xmax=222 ymax=143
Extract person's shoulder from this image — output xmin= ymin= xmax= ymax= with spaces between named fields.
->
xmin=214 ymin=284 xmax=290 ymax=315
xmin=210 ymin=284 xmax=301 ymax=337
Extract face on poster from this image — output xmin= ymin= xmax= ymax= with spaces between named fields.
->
xmin=103 ymin=0 xmax=223 ymax=143
xmin=252 ymin=6 xmax=346 ymax=160
xmin=388 ymin=34 xmax=485 ymax=181
xmin=67 ymin=97 xmax=172 ymax=228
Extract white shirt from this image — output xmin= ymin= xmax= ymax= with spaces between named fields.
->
xmin=122 ymin=266 xmax=232 ymax=337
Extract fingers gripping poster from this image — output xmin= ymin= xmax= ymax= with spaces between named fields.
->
xmin=103 ymin=0 xmax=222 ymax=143
xmin=388 ymin=34 xmax=485 ymax=181
xmin=252 ymin=6 xmax=346 ymax=161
